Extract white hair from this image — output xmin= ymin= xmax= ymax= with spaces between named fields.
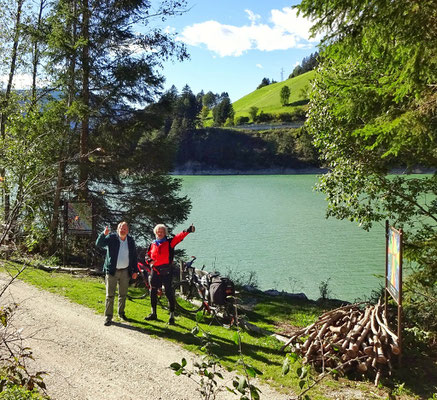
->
xmin=153 ymin=224 xmax=168 ymax=235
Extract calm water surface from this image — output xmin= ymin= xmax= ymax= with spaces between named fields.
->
xmin=174 ymin=175 xmax=386 ymax=302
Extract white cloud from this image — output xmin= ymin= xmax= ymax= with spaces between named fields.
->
xmin=245 ymin=9 xmax=261 ymax=24
xmin=177 ymin=7 xmax=319 ymax=57
xmin=256 ymin=64 xmax=263 ymax=69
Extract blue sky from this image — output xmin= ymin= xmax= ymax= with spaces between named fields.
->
xmin=158 ymin=0 xmax=320 ymax=102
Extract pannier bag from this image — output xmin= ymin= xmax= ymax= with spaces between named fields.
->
xmin=209 ymin=276 xmax=235 ymax=305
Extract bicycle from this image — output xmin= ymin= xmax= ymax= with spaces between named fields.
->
xmin=127 ymin=262 xmax=169 ymax=310
xmin=172 ymin=256 xmax=237 ymax=327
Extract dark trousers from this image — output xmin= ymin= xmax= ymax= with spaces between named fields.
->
xmin=149 ymin=270 xmax=175 ymax=312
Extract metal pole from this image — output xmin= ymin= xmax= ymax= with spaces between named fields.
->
xmin=398 ymin=228 xmax=403 ymax=366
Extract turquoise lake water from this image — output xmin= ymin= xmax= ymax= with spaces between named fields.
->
xmin=174 ymin=175 xmax=386 ymax=302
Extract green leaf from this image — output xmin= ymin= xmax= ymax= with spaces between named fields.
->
xmin=300 ymin=366 xmax=309 ymax=379
xmin=238 ymin=376 xmax=248 ymax=393
xmin=282 ymin=361 xmax=290 ymax=376
xmin=299 ymin=380 xmax=306 ymax=389
xmin=181 ymin=358 xmax=187 ymax=367
xmin=169 ymin=363 xmax=181 ymax=371
xmin=246 ymin=366 xmax=256 ymax=378
xmin=250 ymin=385 xmax=261 ymax=400
xmin=233 ymin=331 xmax=240 ymax=346
xmin=288 ymin=352 xmax=298 ymax=363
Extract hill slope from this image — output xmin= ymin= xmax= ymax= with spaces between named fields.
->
xmin=232 ymin=70 xmax=315 ymax=118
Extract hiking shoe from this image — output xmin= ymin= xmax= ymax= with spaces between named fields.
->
xmin=144 ymin=313 xmax=157 ymax=321
xmin=168 ymin=316 xmax=175 ymax=325
xmin=119 ymin=313 xmax=128 ymax=321
xmin=104 ymin=319 xmax=112 ymax=326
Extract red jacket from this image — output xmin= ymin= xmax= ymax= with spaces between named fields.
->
xmin=147 ymin=230 xmax=190 ymax=267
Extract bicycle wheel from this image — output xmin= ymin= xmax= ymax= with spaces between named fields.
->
xmin=173 ymin=280 xmax=204 ymax=313
xmin=214 ymin=301 xmax=237 ymax=327
xmin=157 ymin=288 xmax=169 ymax=310
xmin=127 ymin=276 xmax=149 ymax=300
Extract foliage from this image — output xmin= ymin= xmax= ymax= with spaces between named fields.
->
xmin=170 ymin=306 xmax=263 ymax=400
xmin=297 ymin=0 xmax=437 ymax=335
xmin=256 ymin=77 xmax=272 ymax=90
xmin=288 ymin=52 xmax=319 ymax=79
xmin=1 ymin=0 xmax=192 ymax=255
xmin=317 ymin=278 xmax=332 ymax=301
xmin=170 ymin=312 xmax=227 ymax=400
xmin=212 ymin=96 xmax=234 ymax=127
xmin=0 ymin=385 xmax=47 ymax=400
xmin=235 ymin=116 xmax=250 ymax=126
xmin=255 ymin=111 xmax=273 ymax=123
xmin=0 ymin=268 xmax=48 ymax=399
xmin=173 ymin=127 xmax=318 ymax=171
xmin=280 ymin=85 xmax=291 ymax=106
xmin=248 ymin=107 xmax=258 ymax=122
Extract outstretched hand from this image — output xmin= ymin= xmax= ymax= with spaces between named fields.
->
xmin=187 ymin=224 xmax=195 ymax=233
xmin=104 ymin=226 xmax=110 ymax=235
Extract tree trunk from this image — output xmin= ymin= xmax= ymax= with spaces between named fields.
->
xmin=79 ymin=0 xmax=90 ymax=200
xmin=48 ymin=0 xmax=78 ymax=253
xmin=31 ymin=0 xmax=46 ymax=105
xmin=0 ymin=0 xmax=24 ymax=229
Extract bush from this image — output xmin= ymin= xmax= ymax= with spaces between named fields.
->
xmin=224 ymin=117 xmax=234 ymax=127
xmin=290 ymin=107 xmax=306 ymax=121
xmin=235 ymin=116 xmax=249 ymax=125
xmin=255 ymin=111 xmax=274 ymax=123
xmin=0 ymin=385 xmax=46 ymax=400
xmin=277 ymin=113 xmax=293 ymax=122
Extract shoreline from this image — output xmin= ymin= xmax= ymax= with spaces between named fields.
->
xmin=171 ymin=166 xmax=328 ymax=175
xmin=171 ymin=165 xmax=435 ymax=176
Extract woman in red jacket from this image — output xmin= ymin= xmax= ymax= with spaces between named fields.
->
xmin=145 ymin=223 xmax=195 ymax=325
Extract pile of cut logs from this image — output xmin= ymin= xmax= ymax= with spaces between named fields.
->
xmin=280 ymin=301 xmax=400 ymax=386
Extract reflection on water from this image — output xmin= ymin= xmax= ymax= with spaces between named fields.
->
xmin=174 ymin=175 xmax=386 ymax=302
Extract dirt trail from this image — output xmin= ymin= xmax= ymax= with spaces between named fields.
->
xmin=1 ymin=276 xmax=292 ymax=400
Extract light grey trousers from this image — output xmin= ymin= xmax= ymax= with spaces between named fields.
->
xmin=105 ymin=268 xmax=130 ymax=319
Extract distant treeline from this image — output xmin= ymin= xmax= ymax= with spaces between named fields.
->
xmin=255 ymin=52 xmax=319 ymax=90
xmin=288 ymin=52 xmax=319 ymax=79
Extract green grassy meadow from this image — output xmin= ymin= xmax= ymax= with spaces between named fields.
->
xmin=232 ymin=70 xmax=315 ymax=118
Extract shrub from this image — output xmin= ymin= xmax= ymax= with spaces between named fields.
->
xmin=235 ymin=116 xmax=249 ymax=125
xmin=277 ymin=113 xmax=293 ymax=122
xmin=0 ymin=385 xmax=46 ymax=400
xmin=290 ymin=107 xmax=306 ymax=121
xmin=255 ymin=111 xmax=274 ymax=123
xmin=224 ymin=117 xmax=235 ymax=127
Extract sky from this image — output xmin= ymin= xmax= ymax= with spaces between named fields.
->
xmin=157 ymin=0 xmax=320 ymax=102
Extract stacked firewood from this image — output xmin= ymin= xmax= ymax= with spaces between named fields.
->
xmin=280 ymin=301 xmax=400 ymax=385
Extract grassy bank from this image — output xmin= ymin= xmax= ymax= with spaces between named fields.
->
xmin=1 ymin=259 xmax=435 ymax=400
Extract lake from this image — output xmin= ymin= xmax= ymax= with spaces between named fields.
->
xmin=174 ymin=175 xmax=386 ymax=302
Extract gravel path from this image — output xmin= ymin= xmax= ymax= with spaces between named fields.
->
xmin=1 ymin=276 xmax=292 ymax=400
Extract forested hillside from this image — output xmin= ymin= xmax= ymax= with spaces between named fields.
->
xmin=171 ymin=126 xmax=319 ymax=173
